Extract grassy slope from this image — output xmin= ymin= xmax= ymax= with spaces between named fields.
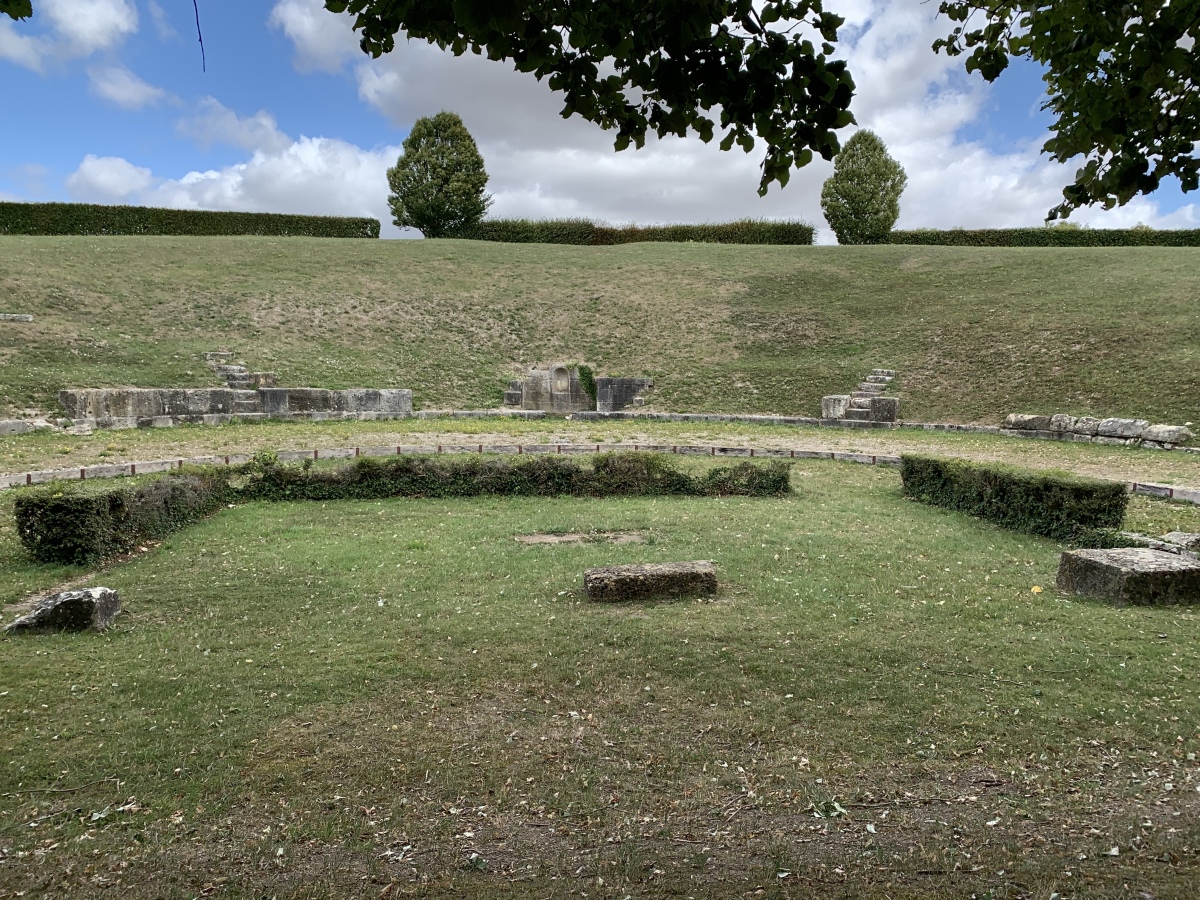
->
xmin=1 ymin=237 xmax=1199 ymax=423
xmin=1 ymin=463 xmax=1198 ymax=897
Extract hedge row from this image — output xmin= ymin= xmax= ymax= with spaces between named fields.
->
xmin=14 ymin=470 xmax=231 ymax=565
xmin=14 ymin=453 xmax=791 ymax=564
xmin=889 ymin=228 xmax=1200 ymax=247
xmin=238 ymin=452 xmax=793 ymax=502
xmin=0 ymin=202 xmax=380 ymax=238
xmin=899 ymin=455 xmax=1127 ymax=543
xmin=451 ymin=218 xmax=814 ymax=246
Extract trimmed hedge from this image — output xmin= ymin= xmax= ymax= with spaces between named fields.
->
xmin=14 ymin=470 xmax=231 ymax=565
xmin=238 ymin=452 xmax=793 ymax=502
xmin=889 ymin=228 xmax=1200 ymax=247
xmin=451 ymin=218 xmax=814 ymax=246
xmin=899 ymin=455 xmax=1127 ymax=543
xmin=0 ymin=202 xmax=380 ymax=238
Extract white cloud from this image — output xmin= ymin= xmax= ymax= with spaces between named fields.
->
xmin=41 ymin=0 xmax=137 ymax=56
xmin=177 ymin=97 xmax=294 ymax=155
xmin=269 ymin=0 xmax=361 ymax=73
xmin=0 ymin=19 xmax=51 ymax=71
xmin=88 ymin=65 xmax=170 ymax=110
xmin=147 ymin=1 xmax=176 ymax=40
xmin=66 ymin=155 xmax=155 ymax=202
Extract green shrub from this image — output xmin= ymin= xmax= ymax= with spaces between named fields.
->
xmin=889 ymin=228 xmax=1200 ymax=247
xmin=701 ymin=461 xmax=793 ymax=496
xmin=0 ymin=202 xmax=379 ymax=238
xmin=14 ymin=470 xmax=231 ymax=565
xmin=899 ymin=455 xmax=1127 ymax=542
xmin=588 ymin=452 xmax=701 ymax=496
xmin=450 ymin=218 xmax=814 ymax=245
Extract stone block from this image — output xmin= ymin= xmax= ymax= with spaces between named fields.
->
xmin=249 ymin=372 xmax=277 ymax=388
xmin=821 ymin=395 xmax=851 ymax=419
xmin=1057 ymin=548 xmax=1200 ymax=605
xmin=4 ymin=588 xmax=120 ymax=634
xmin=258 ymin=388 xmax=290 ymax=416
xmin=869 ymin=396 xmax=901 ymax=423
xmin=585 ymin=561 xmax=717 ymax=602
xmin=596 ymin=377 xmax=653 ymax=413
xmin=345 ymin=388 xmax=412 ymax=416
xmin=1074 ymin=416 xmax=1101 ymax=435
xmin=1098 ymin=417 xmax=1150 ymax=438
xmin=1049 ymin=414 xmax=1077 ymax=432
xmin=1091 ymin=435 xmax=1136 ymax=447
xmin=1162 ymin=532 xmax=1200 ymax=551
xmin=503 ymin=390 xmax=523 ymax=406
xmin=1142 ymin=424 xmax=1193 ymax=445
xmin=1003 ymin=413 xmax=1052 ymax=431
xmin=0 ymin=313 xmax=34 ymax=322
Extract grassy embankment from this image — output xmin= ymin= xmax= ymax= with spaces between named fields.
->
xmin=1 ymin=236 xmax=1199 ymax=423
xmin=1 ymin=459 xmax=1199 ymax=898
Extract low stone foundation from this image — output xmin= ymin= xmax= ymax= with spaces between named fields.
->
xmin=1056 ymin=548 xmax=1200 ymax=605
xmin=584 ymin=560 xmax=717 ymax=602
xmin=1004 ymin=413 xmax=1193 ymax=450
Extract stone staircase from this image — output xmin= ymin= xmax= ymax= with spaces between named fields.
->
xmin=843 ymin=369 xmax=896 ymax=422
xmin=203 ymin=351 xmax=277 ymax=394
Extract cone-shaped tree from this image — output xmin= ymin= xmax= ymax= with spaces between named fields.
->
xmin=387 ymin=112 xmax=492 ymax=238
xmin=820 ymin=130 xmax=906 ymax=245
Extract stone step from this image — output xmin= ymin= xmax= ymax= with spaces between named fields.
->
xmin=850 ymin=398 xmax=872 ymax=410
xmin=843 ymin=408 xmax=871 ymax=421
xmin=215 ymin=365 xmax=248 ymax=377
xmin=865 ymin=375 xmax=891 ymax=384
xmin=852 ymin=391 xmax=879 ymax=399
xmin=203 ymin=351 xmax=235 ymax=362
xmin=856 ymin=383 xmax=885 ymax=393
xmin=233 ymin=400 xmax=261 ymax=414
xmin=871 ymin=369 xmax=897 ymax=377
xmin=226 ymin=378 xmax=251 ymax=389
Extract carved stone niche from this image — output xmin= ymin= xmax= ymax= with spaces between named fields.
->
xmin=505 ymin=365 xmax=593 ymax=413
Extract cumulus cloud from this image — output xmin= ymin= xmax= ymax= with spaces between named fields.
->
xmin=64 ymin=137 xmax=401 ymax=231
xmin=176 ymin=97 xmax=295 ymax=155
xmin=41 ymin=0 xmax=137 ymax=56
xmin=66 ymin=155 xmax=155 ymax=202
xmin=269 ymin=0 xmax=361 ymax=73
xmin=147 ymin=1 xmax=176 ymax=40
xmin=0 ymin=19 xmax=50 ymax=71
xmin=88 ymin=65 xmax=170 ymax=110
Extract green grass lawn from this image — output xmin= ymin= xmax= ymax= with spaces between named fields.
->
xmin=2 ymin=237 xmax=1200 ymax=423
xmin=2 ymin=459 xmax=1198 ymax=898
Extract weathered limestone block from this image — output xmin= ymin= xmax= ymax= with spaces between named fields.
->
xmin=1074 ymin=416 xmax=1101 ymax=435
xmin=821 ymin=395 xmax=851 ymax=419
xmin=1003 ymin=414 xmax=1052 ymax=431
xmin=1162 ymin=532 xmax=1200 ymax=551
xmin=345 ymin=388 xmax=413 ymax=416
xmin=869 ymin=396 xmax=900 ymax=423
xmin=585 ymin=561 xmax=717 ymax=602
xmin=1057 ymin=549 xmax=1200 ymax=605
xmin=1049 ymin=414 xmax=1077 ymax=432
xmin=4 ymin=588 xmax=120 ymax=634
xmin=258 ymin=388 xmax=290 ymax=416
xmin=596 ymin=377 xmax=653 ymax=413
xmin=1142 ymin=424 xmax=1194 ymax=445
xmin=0 ymin=313 xmax=34 ymax=322
xmin=1097 ymin=417 xmax=1150 ymax=439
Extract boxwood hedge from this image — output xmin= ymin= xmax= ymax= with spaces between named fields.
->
xmin=0 ymin=202 xmax=380 ymax=238
xmin=889 ymin=228 xmax=1200 ymax=247
xmin=900 ymin=454 xmax=1127 ymax=543
xmin=451 ymin=218 xmax=814 ymax=245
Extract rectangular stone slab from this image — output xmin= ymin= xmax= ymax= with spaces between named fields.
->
xmin=585 ymin=561 xmax=717 ymax=602
xmin=1057 ymin=548 xmax=1200 ymax=605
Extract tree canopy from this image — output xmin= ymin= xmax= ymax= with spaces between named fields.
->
xmin=820 ymin=130 xmax=907 ymax=244
xmin=386 ymin=111 xmax=492 ymax=237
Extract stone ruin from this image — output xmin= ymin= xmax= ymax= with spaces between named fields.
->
xmin=821 ymin=368 xmax=900 ymax=424
xmin=1002 ymin=414 xmax=1194 ymax=449
xmin=58 ymin=349 xmax=412 ymax=431
xmin=504 ymin=365 xmax=653 ymax=414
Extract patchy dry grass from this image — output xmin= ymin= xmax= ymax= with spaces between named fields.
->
xmin=2 ymin=237 xmax=1200 ymax=423
xmin=1 ymin=459 xmax=1198 ymax=898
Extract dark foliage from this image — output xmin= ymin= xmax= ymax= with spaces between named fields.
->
xmin=0 ymin=202 xmax=380 ymax=238
xmin=900 ymin=455 xmax=1127 ymax=543
xmin=450 ymin=218 xmax=815 ymax=245
xmin=889 ymin=228 xmax=1200 ymax=247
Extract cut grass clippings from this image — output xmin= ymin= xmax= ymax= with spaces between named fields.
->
xmin=1 ymin=459 xmax=1198 ymax=898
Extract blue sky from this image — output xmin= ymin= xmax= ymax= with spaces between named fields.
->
xmin=2 ymin=1 xmax=1195 ymax=240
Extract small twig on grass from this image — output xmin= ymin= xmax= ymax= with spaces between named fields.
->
xmin=4 ymin=777 xmax=119 ymax=797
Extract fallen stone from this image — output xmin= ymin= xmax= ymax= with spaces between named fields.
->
xmin=1074 ymin=416 xmax=1102 ymax=435
xmin=1097 ymin=417 xmax=1150 ymax=439
xmin=0 ymin=313 xmax=34 ymax=322
xmin=821 ymin=395 xmax=850 ymax=419
xmin=585 ymin=561 xmax=717 ymax=602
xmin=1057 ymin=549 xmax=1200 ymax=605
xmin=4 ymin=588 xmax=120 ymax=634
xmin=1162 ymin=532 xmax=1200 ymax=551
xmin=1049 ymin=413 xmax=1077 ymax=432
xmin=1141 ymin=424 xmax=1193 ymax=445
xmin=1003 ymin=413 xmax=1052 ymax=431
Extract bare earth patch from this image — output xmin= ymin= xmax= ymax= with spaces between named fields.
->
xmin=516 ymin=530 xmax=646 ymax=546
